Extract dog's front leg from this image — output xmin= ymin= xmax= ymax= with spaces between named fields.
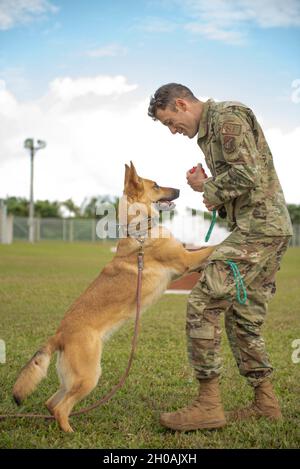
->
xmin=183 ymin=246 xmax=215 ymax=272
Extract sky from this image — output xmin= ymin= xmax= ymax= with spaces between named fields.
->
xmin=0 ymin=0 xmax=299 ymax=219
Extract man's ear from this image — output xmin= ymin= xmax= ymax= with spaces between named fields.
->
xmin=175 ymin=98 xmax=187 ymax=112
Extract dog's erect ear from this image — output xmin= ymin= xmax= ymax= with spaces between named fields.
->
xmin=129 ymin=161 xmax=139 ymax=184
xmin=129 ymin=161 xmax=143 ymax=189
xmin=124 ymin=161 xmax=143 ymax=197
xmin=124 ymin=163 xmax=130 ymax=187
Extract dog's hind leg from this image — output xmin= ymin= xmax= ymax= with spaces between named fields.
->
xmin=45 ymin=387 xmax=66 ymax=415
xmin=52 ymin=335 xmax=102 ymax=432
xmin=45 ymin=352 xmax=66 ymax=415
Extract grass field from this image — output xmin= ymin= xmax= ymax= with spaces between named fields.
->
xmin=0 ymin=241 xmax=299 ymax=449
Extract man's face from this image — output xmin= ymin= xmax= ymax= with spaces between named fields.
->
xmin=156 ymin=99 xmax=199 ymax=139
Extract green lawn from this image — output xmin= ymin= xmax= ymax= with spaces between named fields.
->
xmin=0 ymin=241 xmax=299 ymax=449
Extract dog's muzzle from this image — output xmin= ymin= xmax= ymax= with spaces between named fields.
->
xmin=154 ymin=188 xmax=180 ymax=211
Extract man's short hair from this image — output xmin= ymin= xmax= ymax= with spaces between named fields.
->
xmin=148 ymin=83 xmax=197 ymax=120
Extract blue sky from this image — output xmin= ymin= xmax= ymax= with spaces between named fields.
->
xmin=1 ymin=0 xmax=300 ymax=126
xmin=0 ymin=0 xmax=299 ymax=210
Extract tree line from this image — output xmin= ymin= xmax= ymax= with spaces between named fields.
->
xmin=2 ymin=197 xmax=300 ymax=224
xmin=2 ymin=196 xmax=119 ymax=218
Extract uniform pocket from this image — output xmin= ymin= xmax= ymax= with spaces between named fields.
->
xmin=189 ymin=323 xmax=215 ymax=340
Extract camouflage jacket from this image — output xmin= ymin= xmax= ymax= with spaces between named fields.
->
xmin=198 ymin=99 xmax=293 ymax=236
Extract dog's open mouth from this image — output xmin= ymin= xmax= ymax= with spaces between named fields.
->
xmin=154 ymin=199 xmax=176 ymax=211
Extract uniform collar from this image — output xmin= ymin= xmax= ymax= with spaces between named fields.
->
xmin=197 ymin=99 xmax=213 ymax=141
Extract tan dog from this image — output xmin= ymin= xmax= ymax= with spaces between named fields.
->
xmin=13 ymin=162 xmax=214 ymax=432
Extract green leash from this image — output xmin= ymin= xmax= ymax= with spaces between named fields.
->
xmin=226 ymin=260 xmax=247 ymax=305
xmin=203 ymin=208 xmax=247 ymax=305
xmin=205 ymin=209 xmax=217 ymax=242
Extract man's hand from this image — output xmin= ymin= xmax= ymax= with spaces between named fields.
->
xmin=203 ymin=195 xmax=219 ymax=212
xmin=186 ymin=164 xmax=207 ymax=193
xmin=187 ymin=164 xmax=220 ymax=211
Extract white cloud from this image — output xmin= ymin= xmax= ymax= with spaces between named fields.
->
xmin=0 ymin=67 xmax=30 ymax=97
xmin=244 ymin=0 xmax=300 ymax=27
xmin=0 ymin=0 xmax=58 ymax=30
xmin=0 ymin=77 xmax=298 ymax=223
xmin=128 ymin=1 xmax=300 ymax=44
xmin=265 ymin=126 xmax=300 ymax=205
xmin=86 ymin=44 xmax=128 ymax=58
xmin=0 ymin=79 xmax=18 ymax=116
xmin=136 ymin=16 xmax=177 ymax=33
xmin=182 ymin=0 xmax=300 ymax=27
xmin=174 ymin=0 xmax=300 ymax=43
xmin=291 ymin=79 xmax=300 ymax=104
xmin=48 ymin=75 xmax=138 ymax=102
xmin=184 ymin=21 xmax=245 ymax=45
xmin=0 ymin=77 xmax=204 ymax=211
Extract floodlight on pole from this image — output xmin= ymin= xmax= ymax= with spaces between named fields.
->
xmin=24 ymin=138 xmax=47 ymax=243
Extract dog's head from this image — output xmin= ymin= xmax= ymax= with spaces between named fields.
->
xmin=123 ymin=161 xmax=180 ymax=213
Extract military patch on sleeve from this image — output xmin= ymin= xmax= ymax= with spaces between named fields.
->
xmin=223 ymin=135 xmax=236 ymax=153
xmin=221 ymin=122 xmax=242 ymax=136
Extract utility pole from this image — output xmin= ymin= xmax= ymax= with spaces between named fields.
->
xmin=24 ymin=138 xmax=46 ymax=243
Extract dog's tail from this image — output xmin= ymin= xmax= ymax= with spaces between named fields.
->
xmin=12 ymin=335 xmax=60 ymax=406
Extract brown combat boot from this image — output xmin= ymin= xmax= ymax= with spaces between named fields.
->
xmin=159 ymin=377 xmax=226 ymax=431
xmin=227 ymin=379 xmax=282 ymax=422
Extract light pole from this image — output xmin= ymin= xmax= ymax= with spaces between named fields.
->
xmin=24 ymin=138 xmax=47 ymax=243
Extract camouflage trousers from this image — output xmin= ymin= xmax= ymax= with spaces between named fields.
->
xmin=186 ymin=229 xmax=291 ymax=387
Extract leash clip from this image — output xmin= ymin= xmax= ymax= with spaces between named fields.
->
xmin=136 ymin=237 xmax=145 ymax=271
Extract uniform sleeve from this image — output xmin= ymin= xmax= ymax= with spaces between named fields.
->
xmin=203 ymin=109 xmax=259 ymax=206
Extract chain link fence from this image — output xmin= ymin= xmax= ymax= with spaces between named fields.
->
xmin=13 ymin=217 xmax=99 ymax=242
xmin=290 ymin=223 xmax=300 ymax=247
xmin=8 ymin=216 xmax=300 ymax=246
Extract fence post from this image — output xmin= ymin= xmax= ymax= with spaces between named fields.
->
xmin=92 ymin=219 xmax=96 ymax=242
xmin=0 ymin=201 xmax=7 ymax=243
xmin=62 ymin=218 xmax=66 ymax=241
xmin=0 ymin=200 xmax=13 ymax=244
xmin=69 ymin=219 xmax=74 ymax=242
xmin=296 ymin=224 xmax=300 ymax=247
xmin=36 ymin=217 xmax=41 ymax=242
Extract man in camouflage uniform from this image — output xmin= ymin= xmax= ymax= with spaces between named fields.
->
xmin=148 ymin=83 xmax=293 ymax=431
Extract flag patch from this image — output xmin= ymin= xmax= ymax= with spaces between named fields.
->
xmin=221 ymin=122 xmax=242 ymax=136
